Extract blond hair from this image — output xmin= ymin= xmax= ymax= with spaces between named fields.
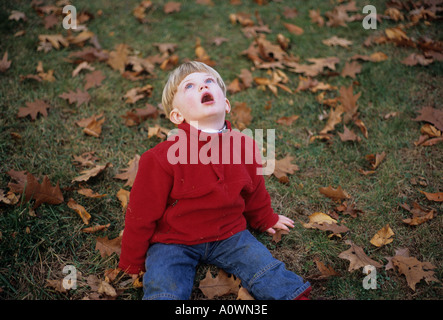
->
xmin=161 ymin=61 xmax=227 ymax=118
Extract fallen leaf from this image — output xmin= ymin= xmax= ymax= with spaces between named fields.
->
xmin=9 ymin=10 xmax=27 ymax=22
xmin=370 ymin=224 xmax=395 ymax=247
xmin=17 ymin=99 xmax=51 ymax=120
xmin=237 ymin=287 xmax=255 ymax=300
xmin=322 ymin=36 xmax=352 ymax=48
xmin=420 ymin=190 xmax=443 ymax=202
xmin=8 ymin=172 xmax=63 ymax=209
xmin=230 ymin=102 xmax=252 ymax=130
xmin=164 ymin=2 xmax=181 ymax=14
xmin=272 ymin=154 xmax=299 ymax=183
xmin=341 ymin=61 xmax=362 ymax=79
xmin=77 ymin=188 xmax=107 ymax=198
xmin=0 ymin=52 xmax=12 ymax=72
xmin=338 ymin=125 xmax=361 ymax=142
xmin=38 ymin=34 xmax=69 ymax=50
xmin=413 ymin=106 xmax=443 ymax=131
xmin=319 ymin=185 xmax=350 ymax=201
xmin=338 ymin=240 xmax=382 ymax=271
xmin=114 ymin=155 xmax=140 ymax=187
xmin=271 ymin=229 xmax=289 ymax=243
xmin=312 ymin=257 xmax=340 ymax=279
xmin=401 ymin=53 xmax=433 ymax=66
xmin=59 ymin=88 xmax=91 ymax=107
xmin=309 ymin=9 xmax=324 ymax=27
xmin=95 ymin=235 xmax=122 ymax=258
xmin=82 ymin=224 xmax=110 ymax=233
xmin=198 ymin=269 xmax=241 ymax=299
xmin=84 ymin=70 xmax=105 ymax=90
xmin=365 ymin=151 xmax=386 ymax=170
xmin=76 ymin=113 xmax=105 ymax=138
xmin=107 ymin=44 xmax=129 ymax=73
xmin=392 ymin=255 xmax=439 ymax=291
xmin=122 ymin=103 xmax=158 ymax=126
xmin=116 ymin=189 xmax=130 ymax=212
xmin=283 ymin=22 xmax=304 ymax=35
xmin=401 ymin=202 xmax=435 ymax=226
xmin=67 ymin=198 xmax=92 ymax=225
xmin=72 ymin=163 xmax=111 ymax=183
xmin=276 ymin=115 xmax=299 ymax=126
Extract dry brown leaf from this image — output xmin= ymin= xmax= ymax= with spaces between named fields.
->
xmin=272 ymin=154 xmax=299 ymax=183
xmin=114 ymin=155 xmax=140 ymax=187
xmin=283 ymin=22 xmax=304 ymax=35
xmin=276 ymin=115 xmax=299 ymax=126
xmin=95 ymin=235 xmax=122 ymax=258
xmin=122 ymin=103 xmax=158 ymax=127
xmin=341 ymin=61 xmax=362 ymax=79
xmin=319 ymin=185 xmax=350 ymax=201
xmin=107 ymin=44 xmax=129 ymax=73
xmin=84 ymin=70 xmax=105 ymax=90
xmin=17 ymin=99 xmax=51 ymax=120
xmin=0 ymin=52 xmax=12 ymax=72
xmin=370 ymin=224 xmax=394 ymax=247
xmin=82 ymin=224 xmax=111 ymax=233
xmin=116 ymin=189 xmax=130 ymax=212
xmin=230 ymin=102 xmax=252 ymax=130
xmin=309 ymin=9 xmax=324 ymax=27
xmin=338 ymin=240 xmax=382 ymax=271
xmin=420 ymin=190 xmax=443 ymax=202
xmin=8 ymin=172 xmax=63 ymax=209
xmin=322 ymin=36 xmax=352 ymax=48
xmin=77 ymin=188 xmax=107 ymax=198
xmin=413 ymin=106 xmax=443 ymax=132
xmin=392 ymin=255 xmax=439 ymax=291
xmin=338 ymin=125 xmax=361 ymax=142
xmin=72 ymin=163 xmax=111 ymax=183
xmin=164 ymin=1 xmax=181 ymax=14
xmin=312 ymin=257 xmax=340 ymax=279
xmin=67 ymin=198 xmax=91 ymax=225
xmin=198 ymin=269 xmax=241 ymax=299
xmin=237 ymin=287 xmax=255 ymax=300
xmin=59 ymin=88 xmax=91 ymax=107
xmin=401 ymin=202 xmax=435 ymax=226
xmin=365 ymin=151 xmax=386 ymax=170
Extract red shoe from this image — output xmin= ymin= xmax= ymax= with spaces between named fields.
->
xmin=294 ymin=286 xmax=311 ymax=300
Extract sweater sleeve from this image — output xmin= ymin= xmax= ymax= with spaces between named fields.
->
xmin=241 ymin=139 xmax=279 ymax=232
xmin=242 ymin=174 xmax=279 ymax=232
xmin=118 ymin=150 xmax=173 ymax=274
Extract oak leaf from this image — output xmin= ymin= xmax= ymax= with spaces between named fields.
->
xmin=413 ymin=106 xmax=443 ymax=132
xmin=338 ymin=240 xmax=382 ymax=272
xmin=312 ymin=257 xmax=340 ymax=279
xmin=400 ymin=202 xmax=435 ymax=226
xmin=230 ymin=102 xmax=252 ymax=130
xmin=420 ymin=190 xmax=443 ymax=202
xmin=17 ymin=99 xmax=51 ymax=120
xmin=338 ymin=125 xmax=361 ymax=142
xmin=114 ymin=154 xmax=140 ymax=187
xmin=341 ymin=61 xmax=362 ymax=79
xmin=122 ymin=103 xmax=158 ymax=126
xmin=95 ymin=235 xmax=122 ymax=258
xmin=199 ymin=269 xmax=241 ymax=299
xmin=319 ymin=185 xmax=350 ymax=201
xmin=365 ymin=151 xmax=386 ymax=170
xmin=392 ymin=255 xmax=439 ymax=291
xmin=84 ymin=70 xmax=105 ymax=90
xmin=38 ymin=34 xmax=69 ymax=50
xmin=107 ymin=44 xmax=129 ymax=73
xmin=273 ymin=154 xmax=299 ymax=183
xmin=8 ymin=172 xmax=63 ymax=209
xmin=76 ymin=113 xmax=105 ymax=138
xmin=59 ymin=88 xmax=91 ymax=107
xmin=303 ymin=212 xmax=349 ymax=236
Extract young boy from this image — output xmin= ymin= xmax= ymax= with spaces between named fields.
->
xmin=118 ymin=61 xmax=311 ymax=300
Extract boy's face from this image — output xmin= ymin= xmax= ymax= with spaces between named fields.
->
xmin=169 ymin=72 xmax=230 ymax=129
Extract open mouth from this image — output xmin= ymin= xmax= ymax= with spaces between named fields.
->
xmin=201 ymin=92 xmax=214 ymax=104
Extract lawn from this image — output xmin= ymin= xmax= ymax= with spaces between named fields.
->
xmin=0 ymin=0 xmax=442 ymax=300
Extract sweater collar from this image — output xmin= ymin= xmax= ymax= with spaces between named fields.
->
xmin=177 ymin=120 xmax=232 ymax=136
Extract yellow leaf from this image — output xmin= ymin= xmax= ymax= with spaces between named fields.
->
xmin=67 ymin=198 xmax=91 ymax=224
xmin=370 ymin=224 xmax=394 ymax=247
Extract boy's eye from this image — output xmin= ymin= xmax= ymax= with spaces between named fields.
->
xmin=185 ymin=83 xmax=193 ymax=89
xmin=205 ymin=78 xmax=214 ymax=84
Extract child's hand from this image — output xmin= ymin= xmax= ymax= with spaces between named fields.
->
xmin=266 ymin=215 xmax=294 ymax=235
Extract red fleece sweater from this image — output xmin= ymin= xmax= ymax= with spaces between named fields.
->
xmin=118 ymin=121 xmax=279 ymax=274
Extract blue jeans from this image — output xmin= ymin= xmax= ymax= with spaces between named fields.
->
xmin=143 ymin=230 xmax=310 ymax=300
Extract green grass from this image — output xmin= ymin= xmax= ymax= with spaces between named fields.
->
xmin=1 ymin=0 xmax=442 ymax=300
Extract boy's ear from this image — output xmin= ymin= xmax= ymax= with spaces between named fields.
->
xmin=225 ymin=99 xmax=231 ymax=114
xmin=169 ymin=108 xmax=184 ymax=125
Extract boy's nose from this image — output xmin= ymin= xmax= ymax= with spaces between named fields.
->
xmin=199 ymin=84 xmax=208 ymax=92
